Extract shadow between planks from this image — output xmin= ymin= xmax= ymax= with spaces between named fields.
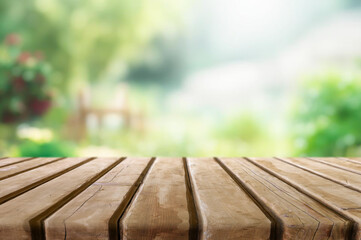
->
xmin=0 ymin=156 xmax=360 ymax=239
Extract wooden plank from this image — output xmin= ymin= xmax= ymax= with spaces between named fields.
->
xmin=341 ymin=157 xmax=361 ymax=165
xmin=0 ymin=156 xmax=358 ymax=239
xmin=0 ymin=157 xmax=121 ymax=240
xmin=44 ymin=157 xmax=152 ymax=240
xmin=309 ymin=157 xmax=361 ymax=176
xmin=0 ymin=157 xmax=90 ymax=204
xmin=248 ymin=157 xmax=361 ymax=239
xmin=0 ymin=157 xmax=63 ymax=180
xmin=0 ymin=157 xmax=34 ymax=168
xmin=218 ymin=157 xmax=348 ymax=239
xmin=121 ymin=157 xmax=192 ymax=240
xmin=279 ymin=157 xmax=361 ymax=192
xmin=187 ymin=157 xmax=271 ymax=239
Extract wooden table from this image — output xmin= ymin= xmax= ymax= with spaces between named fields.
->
xmin=0 ymin=157 xmax=360 ymax=239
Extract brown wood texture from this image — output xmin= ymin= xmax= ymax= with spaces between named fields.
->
xmin=121 ymin=158 xmax=190 ymax=240
xmin=187 ymin=157 xmax=271 ymax=239
xmin=45 ymin=157 xmax=151 ymax=239
xmin=0 ymin=157 xmax=34 ymax=168
xmin=0 ymin=157 xmax=360 ymax=239
xmin=0 ymin=157 xmax=63 ymax=180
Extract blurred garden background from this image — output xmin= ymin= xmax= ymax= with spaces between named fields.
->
xmin=1 ymin=0 xmax=361 ymax=157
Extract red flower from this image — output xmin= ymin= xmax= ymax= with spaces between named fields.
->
xmin=1 ymin=111 xmax=19 ymax=123
xmin=17 ymin=51 xmax=32 ymax=64
xmin=29 ymin=98 xmax=51 ymax=115
xmin=12 ymin=76 xmax=26 ymax=92
xmin=4 ymin=33 xmax=21 ymax=46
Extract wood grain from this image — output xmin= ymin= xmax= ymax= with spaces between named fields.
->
xmin=218 ymin=157 xmax=348 ymax=240
xmin=0 ymin=157 xmax=120 ymax=240
xmin=345 ymin=157 xmax=361 ymax=164
xmin=187 ymin=157 xmax=271 ymax=240
xmin=279 ymin=157 xmax=361 ymax=192
xmin=44 ymin=157 xmax=151 ymax=240
xmin=0 ymin=157 xmax=34 ymax=168
xmin=121 ymin=157 xmax=191 ymax=240
xmin=0 ymin=157 xmax=63 ymax=180
xmin=0 ymin=157 xmax=90 ymax=204
xmin=248 ymin=157 xmax=361 ymax=239
xmin=0 ymin=157 xmax=360 ymax=239
xmin=309 ymin=157 xmax=361 ymax=175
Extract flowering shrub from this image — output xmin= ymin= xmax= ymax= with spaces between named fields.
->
xmin=0 ymin=34 xmax=51 ymax=123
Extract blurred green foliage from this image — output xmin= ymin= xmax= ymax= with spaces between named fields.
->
xmin=293 ymin=71 xmax=361 ymax=156
xmin=127 ymin=37 xmax=186 ymax=88
xmin=15 ymin=139 xmax=76 ymax=157
xmin=0 ymin=34 xmax=52 ymax=123
xmin=1 ymin=0 xmax=360 ymax=158
xmin=215 ymin=114 xmax=264 ymax=142
xmin=0 ymin=0 xmax=178 ymax=94
xmin=0 ymin=0 xmax=185 ymax=157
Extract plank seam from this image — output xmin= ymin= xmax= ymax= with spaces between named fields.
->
xmin=238 ymin=160 xmax=341 ymax=239
xmin=0 ymin=157 xmax=96 ymax=205
xmin=307 ymin=157 xmax=361 ymax=176
xmin=338 ymin=157 xmax=361 ymax=166
xmin=235 ymin=159 xmax=328 ymax=239
xmin=0 ymin=157 xmax=66 ymax=181
xmin=214 ymin=157 xmax=280 ymax=240
xmin=245 ymin=157 xmax=359 ymax=240
xmin=29 ymin=157 xmax=126 ymax=240
xmin=276 ymin=157 xmax=361 ymax=193
xmin=183 ymin=157 xmax=200 ymax=240
xmin=0 ymin=157 xmax=36 ymax=168
xmin=108 ymin=157 xmax=156 ymax=240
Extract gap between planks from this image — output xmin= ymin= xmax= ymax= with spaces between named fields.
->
xmin=0 ymin=157 xmax=96 ymax=205
xmin=1 ymin=157 xmax=360 ymax=240
xmin=29 ymin=157 xmax=126 ymax=240
xmin=0 ymin=157 xmax=66 ymax=181
xmin=246 ymin=157 xmax=359 ymax=240
xmin=108 ymin=157 xmax=156 ymax=240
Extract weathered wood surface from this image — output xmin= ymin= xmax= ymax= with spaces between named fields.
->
xmin=0 ymin=157 xmax=62 ymax=180
xmin=0 ymin=157 xmax=34 ymax=168
xmin=0 ymin=157 xmax=360 ymax=240
xmin=188 ymin=158 xmax=271 ymax=239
